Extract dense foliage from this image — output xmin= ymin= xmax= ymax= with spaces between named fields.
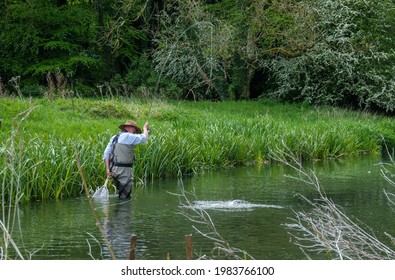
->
xmin=1 ymin=0 xmax=395 ymax=112
xmin=266 ymin=0 xmax=395 ymax=112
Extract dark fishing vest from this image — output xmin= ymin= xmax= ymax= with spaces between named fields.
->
xmin=109 ymin=132 xmax=135 ymax=169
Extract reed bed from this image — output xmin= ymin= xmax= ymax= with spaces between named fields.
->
xmin=0 ymin=97 xmax=394 ymax=203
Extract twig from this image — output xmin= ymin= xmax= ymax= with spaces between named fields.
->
xmin=86 ymin=232 xmax=104 ymax=260
xmin=271 ymin=139 xmax=395 ymax=260
xmin=74 ymin=147 xmax=116 ymax=260
xmin=171 ymin=181 xmax=254 ymax=260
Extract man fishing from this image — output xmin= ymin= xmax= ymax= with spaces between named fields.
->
xmin=103 ymin=120 xmax=150 ymax=199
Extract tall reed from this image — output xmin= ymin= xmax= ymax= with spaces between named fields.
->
xmin=0 ymin=97 xmax=393 ymax=203
xmin=0 ymin=136 xmax=107 ymax=203
xmin=1 ymin=108 xmax=36 ymax=259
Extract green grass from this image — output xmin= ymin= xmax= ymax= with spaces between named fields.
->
xmin=1 ymin=96 xmax=395 ymax=202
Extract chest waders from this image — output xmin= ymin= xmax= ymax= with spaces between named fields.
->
xmin=110 ymin=132 xmax=135 ymax=198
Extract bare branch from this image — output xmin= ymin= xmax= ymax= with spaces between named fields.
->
xmin=171 ymin=181 xmax=254 ymax=260
xmin=271 ymin=140 xmax=395 ymax=260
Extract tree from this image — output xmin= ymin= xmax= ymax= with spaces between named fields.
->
xmin=265 ymin=0 xmax=395 ymax=113
xmin=152 ymin=0 xmax=315 ymax=100
xmin=219 ymin=0 xmax=314 ymax=100
xmin=152 ymin=0 xmax=234 ymax=100
xmin=0 ymin=0 xmax=101 ymax=93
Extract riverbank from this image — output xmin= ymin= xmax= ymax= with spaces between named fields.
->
xmin=1 ymin=97 xmax=395 ymax=202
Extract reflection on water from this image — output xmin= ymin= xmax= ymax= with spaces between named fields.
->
xmin=97 ymin=199 xmax=131 ymax=260
xmin=6 ymin=155 xmax=395 ymax=260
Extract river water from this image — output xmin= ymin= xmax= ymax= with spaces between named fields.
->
xmin=6 ymin=155 xmax=395 ymax=260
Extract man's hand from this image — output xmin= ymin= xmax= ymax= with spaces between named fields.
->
xmin=143 ymin=122 xmax=150 ymax=137
xmin=105 ymin=158 xmax=112 ymax=178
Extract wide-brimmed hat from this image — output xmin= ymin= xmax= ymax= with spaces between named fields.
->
xmin=119 ymin=120 xmax=142 ymax=133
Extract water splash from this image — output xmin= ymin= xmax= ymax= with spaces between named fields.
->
xmin=186 ymin=199 xmax=283 ymax=212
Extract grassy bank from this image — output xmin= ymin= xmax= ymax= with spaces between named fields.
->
xmin=1 ymin=97 xmax=395 ymax=203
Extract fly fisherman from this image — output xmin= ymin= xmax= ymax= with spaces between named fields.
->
xmin=103 ymin=120 xmax=150 ymax=199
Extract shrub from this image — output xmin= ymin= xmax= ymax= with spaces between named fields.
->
xmin=265 ymin=0 xmax=395 ymax=113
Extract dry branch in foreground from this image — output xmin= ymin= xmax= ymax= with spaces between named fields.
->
xmin=270 ymin=141 xmax=395 ymax=260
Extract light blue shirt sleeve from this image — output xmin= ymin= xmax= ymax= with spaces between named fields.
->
xmin=102 ymin=132 xmax=148 ymax=161
xmin=119 ymin=132 xmax=148 ymax=145
xmin=102 ymin=135 xmax=115 ymax=161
